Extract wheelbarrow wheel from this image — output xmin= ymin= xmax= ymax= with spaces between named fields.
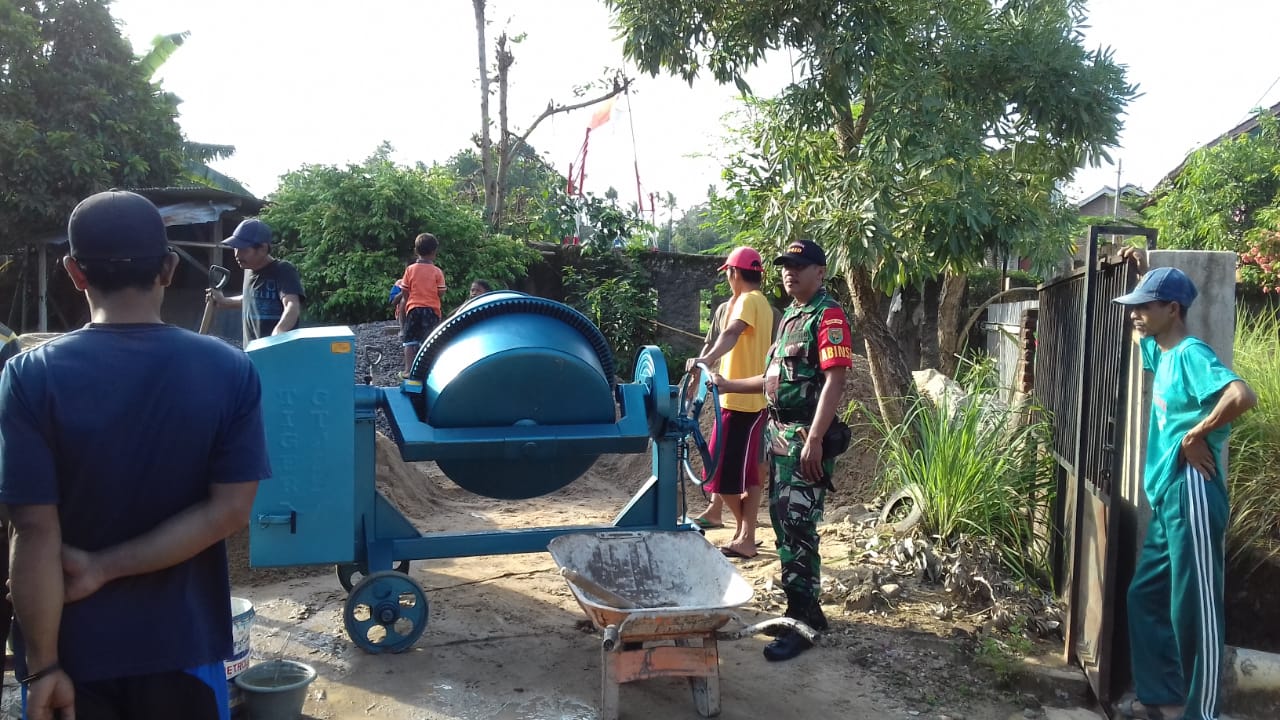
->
xmin=336 ymin=560 xmax=411 ymax=592
xmin=343 ymin=571 xmax=429 ymax=654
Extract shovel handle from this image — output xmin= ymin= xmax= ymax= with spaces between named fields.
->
xmin=198 ymin=299 xmax=217 ymax=335
xmin=560 ymin=568 xmax=639 ymax=609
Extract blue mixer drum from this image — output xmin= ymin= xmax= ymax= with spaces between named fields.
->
xmin=405 ymin=292 xmax=618 ymax=499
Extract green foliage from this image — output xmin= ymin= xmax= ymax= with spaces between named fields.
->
xmin=443 ymin=143 xmax=566 ymax=240
xmin=532 ymin=187 xmax=647 ymax=249
xmin=262 ymin=145 xmax=540 ymax=323
xmin=671 ymin=200 xmax=737 ymax=255
xmin=966 ymin=268 xmax=1041 ymax=308
xmin=859 ymin=374 xmax=1057 ymax=586
xmin=0 ymin=0 xmax=185 ymax=251
xmin=609 ymin=0 xmax=1134 ymax=289
xmin=1144 ymin=112 xmax=1280 ymax=255
xmin=562 ymin=246 xmax=658 ymax=378
xmin=975 ymin=619 xmax=1037 ymax=684
xmin=1227 ymin=307 xmax=1280 ymax=572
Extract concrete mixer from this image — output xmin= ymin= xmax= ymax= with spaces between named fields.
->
xmin=245 ymin=291 xmax=720 ymax=654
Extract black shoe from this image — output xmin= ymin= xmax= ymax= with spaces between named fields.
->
xmin=763 ymin=629 xmax=814 ymax=661
xmin=804 ymin=603 xmax=829 ymax=633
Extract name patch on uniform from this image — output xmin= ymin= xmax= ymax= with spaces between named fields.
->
xmin=820 ymin=345 xmax=853 ymax=362
xmin=816 ymin=306 xmax=854 ymax=370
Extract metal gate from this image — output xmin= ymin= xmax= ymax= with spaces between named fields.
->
xmin=1034 ymin=225 xmax=1155 ymax=707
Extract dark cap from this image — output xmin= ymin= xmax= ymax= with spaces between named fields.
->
xmin=222 ymin=218 xmax=273 ymax=249
xmin=1112 ymin=266 xmax=1198 ymax=309
xmin=67 ymin=191 xmax=169 ymax=261
xmin=773 ymin=239 xmax=826 ymax=267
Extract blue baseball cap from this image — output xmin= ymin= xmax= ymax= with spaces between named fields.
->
xmin=1112 ymin=266 xmax=1198 ymax=309
xmin=222 ymin=218 xmax=273 ymax=249
xmin=67 ymin=191 xmax=170 ymax=261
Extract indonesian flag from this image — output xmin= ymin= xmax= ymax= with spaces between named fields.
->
xmin=588 ymin=96 xmax=616 ymax=130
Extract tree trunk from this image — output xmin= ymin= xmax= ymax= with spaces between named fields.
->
xmin=885 ymin=284 xmax=921 ymax=371
xmin=472 ymin=0 xmax=497 ymax=227
xmin=830 ymin=92 xmax=914 ymax=425
xmin=844 ymin=266 xmax=915 ymax=426
xmin=493 ymin=33 xmax=514 ymax=230
xmin=936 ymin=272 xmax=968 ymax=377
xmin=919 ymin=276 xmax=941 ymax=370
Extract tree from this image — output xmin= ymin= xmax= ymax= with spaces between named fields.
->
xmin=137 ymin=31 xmax=249 ymax=195
xmin=671 ymin=197 xmax=739 ymax=254
xmin=608 ymin=0 xmax=1133 ymax=422
xmin=1144 ymin=111 xmax=1280 ymax=254
xmin=471 ymin=0 xmax=630 ymax=230
xmin=262 ymin=145 xmax=541 ymax=322
xmin=444 ymin=141 xmax=566 ymax=240
xmin=0 ymin=0 xmax=185 ymax=251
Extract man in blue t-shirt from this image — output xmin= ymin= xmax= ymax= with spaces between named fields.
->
xmin=0 ymin=321 xmax=19 ymax=707
xmin=1113 ymin=250 xmax=1258 ymax=720
xmin=0 ymin=191 xmax=272 ymax=720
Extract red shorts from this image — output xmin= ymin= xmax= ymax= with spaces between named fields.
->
xmin=704 ymin=409 xmax=766 ymax=495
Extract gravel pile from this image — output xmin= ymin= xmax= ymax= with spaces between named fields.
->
xmin=349 ymin=320 xmax=409 ymax=437
xmin=350 ymin=320 xmax=406 ymax=387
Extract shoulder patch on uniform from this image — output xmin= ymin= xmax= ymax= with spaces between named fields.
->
xmin=826 ymin=327 xmax=844 ymax=345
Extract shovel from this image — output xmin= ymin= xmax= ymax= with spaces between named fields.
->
xmin=198 ymin=265 xmax=231 ymax=335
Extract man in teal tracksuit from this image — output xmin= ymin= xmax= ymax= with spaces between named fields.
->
xmin=1113 ymin=251 xmax=1258 ymax=720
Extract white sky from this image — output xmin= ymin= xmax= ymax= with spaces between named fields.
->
xmin=108 ymin=0 xmax=1280 ymax=212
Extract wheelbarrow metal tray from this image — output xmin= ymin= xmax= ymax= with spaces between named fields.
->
xmin=548 ymin=531 xmax=754 ymax=638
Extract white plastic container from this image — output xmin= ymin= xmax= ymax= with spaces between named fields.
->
xmin=226 ymin=597 xmax=256 ymax=714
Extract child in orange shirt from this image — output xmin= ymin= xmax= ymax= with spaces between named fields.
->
xmin=399 ymin=233 xmax=447 ymax=376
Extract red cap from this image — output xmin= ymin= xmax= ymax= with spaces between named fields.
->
xmin=718 ymin=246 xmax=764 ymax=272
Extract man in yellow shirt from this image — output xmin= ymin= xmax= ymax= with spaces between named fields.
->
xmin=690 ymin=247 xmax=774 ymax=558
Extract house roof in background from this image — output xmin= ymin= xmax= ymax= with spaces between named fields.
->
xmin=1074 ymin=183 xmax=1147 ymax=209
xmin=128 ymin=186 xmax=266 ymax=213
xmin=1154 ymin=99 xmax=1280 ymax=190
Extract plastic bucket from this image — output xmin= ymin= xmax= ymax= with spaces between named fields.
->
xmin=234 ymin=660 xmax=317 ymax=720
xmin=226 ymin=597 xmax=256 ymax=714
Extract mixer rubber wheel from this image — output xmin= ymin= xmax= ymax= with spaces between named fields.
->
xmin=336 ymin=560 xmax=411 ymax=592
xmin=343 ymin=571 xmax=429 ymax=654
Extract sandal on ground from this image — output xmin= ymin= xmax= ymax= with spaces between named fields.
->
xmin=1116 ymin=697 xmax=1183 ymax=720
xmin=691 ymin=517 xmax=724 ymax=529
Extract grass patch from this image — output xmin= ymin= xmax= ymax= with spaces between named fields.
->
xmin=858 ymin=364 xmax=1056 ymax=587
xmin=1228 ymin=307 xmax=1280 ymax=572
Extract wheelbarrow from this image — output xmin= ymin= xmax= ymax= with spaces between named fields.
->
xmin=549 ymin=531 xmax=817 ymax=719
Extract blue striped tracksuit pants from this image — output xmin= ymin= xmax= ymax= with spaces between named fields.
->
xmin=1127 ymin=466 xmax=1227 ymax=720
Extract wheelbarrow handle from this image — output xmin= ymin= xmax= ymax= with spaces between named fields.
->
xmin=715 ymin=617 xmax=818 ymax=643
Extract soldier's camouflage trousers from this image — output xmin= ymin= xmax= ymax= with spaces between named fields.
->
xmin=769 ymin=452 xmax=831 ymax=604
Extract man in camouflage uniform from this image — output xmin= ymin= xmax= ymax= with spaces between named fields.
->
xmin=712 ymin=239 xmax=853 ymax=661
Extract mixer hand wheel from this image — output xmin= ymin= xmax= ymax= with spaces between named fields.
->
xmin=343 ymin=571 xmax=429 ymax=654
xmin=676 ymin=363 xmax=723 ymax=488
xmin=336 ymin=560 xmax=411 ymax=592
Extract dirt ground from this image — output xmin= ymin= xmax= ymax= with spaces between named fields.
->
xmin=226 ymin=421 xmax=1044 ymax=720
